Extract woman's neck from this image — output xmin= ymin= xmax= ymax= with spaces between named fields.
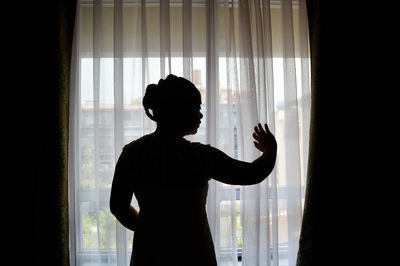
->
xmin=153 ymin=124 xmax=184 ymax=138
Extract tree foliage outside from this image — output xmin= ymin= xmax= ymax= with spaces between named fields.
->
xmin=82 ymin=205 xmax=117 ymax=250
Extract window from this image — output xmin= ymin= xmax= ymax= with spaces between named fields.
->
xmin=70 ymin=1 xmax=310 ymax=265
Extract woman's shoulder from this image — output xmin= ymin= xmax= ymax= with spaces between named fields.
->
xmin=123 ymin=134 xmax=152 ymax=152
xmin=185 ymin=140 xmax=217 ymax=158
xmin=188 ymin=141 xmax=211 ymax=150
xmin=123 ymin=134 xmax=216 ymax=155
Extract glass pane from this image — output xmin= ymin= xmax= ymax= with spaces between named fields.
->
xmin=81 ymin=201 xmax=99 ymax=250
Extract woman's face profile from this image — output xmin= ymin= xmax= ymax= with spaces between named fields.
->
xmin=182 ymin=103 xmax=203 ymax=136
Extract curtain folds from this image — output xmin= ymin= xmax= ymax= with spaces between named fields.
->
xmin=295 ymin=1 xmax=317 ymax=264
xmin=10 ymin=1 xmax=76 ymax=266
xmin=69 ymin=1 xmax=310 ymax=265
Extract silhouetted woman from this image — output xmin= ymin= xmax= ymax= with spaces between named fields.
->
xmin=110 ymin=74 xmax=277 ymax=266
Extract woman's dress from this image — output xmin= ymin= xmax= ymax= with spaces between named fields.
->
xmin=115 ymin=134 xmax=218 ymax=266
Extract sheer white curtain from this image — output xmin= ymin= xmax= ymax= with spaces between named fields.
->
xmin=69 ymin=0 xmax=310 ymax=265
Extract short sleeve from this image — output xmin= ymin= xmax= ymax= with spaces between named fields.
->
xmin=112 ymin=147 xmax=130 ymax=185
xmin=112 ymin=144 xmax=139 ymax=190
xmin=189 ymin=142 xmax=216 ymax=180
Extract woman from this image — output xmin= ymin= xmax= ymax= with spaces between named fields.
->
xmin=110 ymin=74 xmax=277 ymax=265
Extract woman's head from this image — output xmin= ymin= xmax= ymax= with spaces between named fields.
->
xmin=143 ymin=74 xmax=203 ymax=135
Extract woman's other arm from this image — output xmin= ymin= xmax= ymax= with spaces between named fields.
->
xmin=211 ymin=123 xmax=277 ymax=185
xmin=109 ymin=149 xmax=139 ymax=231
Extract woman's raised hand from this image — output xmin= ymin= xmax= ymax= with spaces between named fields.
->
xmin=253 ymin=123 xmax=277 ymax=153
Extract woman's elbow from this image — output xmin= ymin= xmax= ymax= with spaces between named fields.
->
xmin=250 ymin=167 xmax=274 ymax=185
xmin=110 ymin=203 xmax=117 ymax=217
xmin=250 ymin=174 xmax=268 ymax=185
xmin=109 ymin=197 xmax=121 ymax=217
xmin=257 ymin=158 xmax=276 ymax=179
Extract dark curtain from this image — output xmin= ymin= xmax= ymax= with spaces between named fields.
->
xmin=296 ymin=1 xmax=369 ymax=265
xmin=295 ymin=1 xmax=321 ymax=264
xmin=8 ymin=1 xmax=76 ymax=265
xmin=297 ymin=1 xmax=342 ymax=265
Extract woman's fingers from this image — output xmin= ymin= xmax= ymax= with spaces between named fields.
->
xmin=255 ymin=123 xmax=268 ymax=136
xmin=258 ymin=123 xmax=264 ymax=134
xmin=254 ymin=123 xmax=273 ymax=141
xmin=254 ymin=123 xmax=276 ymax=152
xmin=264 ymin=123 xmax=271 ymax=134
xmin=254 ymin=141 xmax=263 ymax=152
xmin=253 ymin=132 xmax=261 ymax=142
xmin=254 ymin=124 xmax=265 ymax=136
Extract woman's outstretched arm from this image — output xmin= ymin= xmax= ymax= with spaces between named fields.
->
xmin=110 ymin=149 xmax=139 ymax=231
xmin=211 ymin=123 xmax=277 ymax=185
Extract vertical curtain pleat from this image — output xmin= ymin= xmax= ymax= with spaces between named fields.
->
xmin=92 ymin=1 xmax=102 ymax=263
xmin=206 ymin=0 xmax=219 ymax=147
xmin=281 ymin=1 xmax=302 ymax=264
xmin=261 ymin=1 xmax=279 ymax=265
xmin=182 ymin=0 xmax=193 ymax=80
xmin=68 ymin=5 xmax=80 ymax=265
xmin=114 ymin=0 xmax=127 ymax=265
xmin=298 ymin=0 xmax=311 ymax=183
xmin=296 ymin=0 xmax=316 ymax=265
xmin=205 ymin=0 xmax=221 ymax=260
xmin=140 ymin=0 xmax=152 ymax=135
xmin=160 ymin=0 xmax=171 ymax=77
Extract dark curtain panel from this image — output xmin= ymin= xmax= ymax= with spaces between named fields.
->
xmin=295 ymin=1 xmax=320 ymax=264
xmin=297 ymin=1 xmax=344 ymax=265
xmin=8 ymin=1 xmax=76 ymax=265
xmin=296 ymin=1 xmax=366 ymax=265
